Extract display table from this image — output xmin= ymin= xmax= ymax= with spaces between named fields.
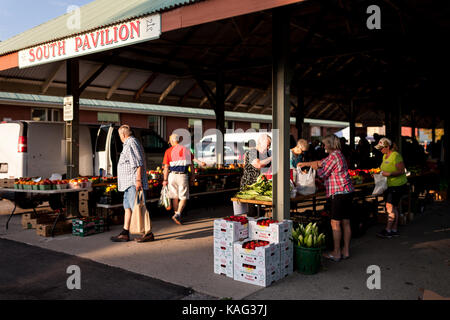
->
xmin=1 ymin=187 xmax=91 ymax=235
xmin=97 ymin=188 xmax=240 ymax=229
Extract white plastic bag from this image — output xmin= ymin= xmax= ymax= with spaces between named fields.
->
xmin=158 ymin=185 xmax=171 ymax=209
xmin=372 ymin=173 xmax=388 ymax=195
xmin=296 ymin=167 xmax=316 ymax=195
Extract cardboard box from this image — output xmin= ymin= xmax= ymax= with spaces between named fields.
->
xmin=79 ymin=191 xmax=89 ymax=200
xmin=234 ymin=240 xmax=280 ymax=268
xmin=1 ymin=179 xmax=15 ymax=188
xmin=213 ymin=218 xmax=249 ymax=242
xmin=233 ymin=262 xmax=280 ymax=287
xmin=213 ymin=238 xmax=234 ymax=258
xmin=36 ymin=221 xmax=72 ymax=237
xmin=280 ymin=254 xmax=294 ymax=278
xmin=213 ymin=255 xmax=233 ymax=278
xmin=249 ymin=218 xmax=293 ymax=243
xmin=279 ymin=240 xmax=294 ymax=260
xmin=21 ymin=211 xmax=63 ymax=229
xmin=79 ymin=200 xmax=89 ymax=209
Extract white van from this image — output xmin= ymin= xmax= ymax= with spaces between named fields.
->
xmin=0 ymin=121 xmax=167 ymax=180
xmin=0 ymin=121 xmax=93 ymax=179
xmin=196 ymin=131 xmax=272 ymax=165
xmin=0 ymin=121 xmax=167 ymax=207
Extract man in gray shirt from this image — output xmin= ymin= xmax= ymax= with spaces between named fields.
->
xmin=111 ymin=125 xmax=154 ymax=243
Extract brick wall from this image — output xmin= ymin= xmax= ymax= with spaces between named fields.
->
xmin=0 ymin=105 xmax=31 ymax=121
xmin=120 ymin=113 xmax=148 ymax=129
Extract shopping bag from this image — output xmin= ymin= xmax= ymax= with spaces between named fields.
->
xmin=296 ymin=167 xmax=316 ymax=195
xmin=130 ymin=190 xmax=152 ymax=235
xmin=233 ymin=201 xmax=248 ymax=215
xmin=372 ymin=173 xmax=388 ymax=195
xmin=158 ymin=185 xmax=171 ymax=210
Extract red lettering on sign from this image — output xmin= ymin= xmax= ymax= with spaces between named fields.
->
xmin=119 ymin=24 xmax=129 ymax=41
xmin=58 ymin=41 xmax=66 ymax=56
xmin=43 ymin=45 xmax=50 ymax=59
xmin=100 ymin=30 xmax=105 ymax=46
xmin=36 ymin=47 xmax=43 ymax=60
xmin=29 ymin=48 xmax=35 ymax=62
xmin=50 ymin=43 xmax=57 ymax=57
xmin=82 ymin=35 xmax=91 ymax=50
xmin=90 ymin=31 xmax=100 ymax=48
xmin=113 ymin=26 xmax=118 ymax=43
xmin=75 ymin=37 xmax=82 ymax=52
xmin=130 ymin=21 xmax=140 ymax=39
xmin=105 ymin=29 xmax=113 ymax=45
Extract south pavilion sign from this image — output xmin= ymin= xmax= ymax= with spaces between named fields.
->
xmin=18 ymin=14 xmax=161 ymax=69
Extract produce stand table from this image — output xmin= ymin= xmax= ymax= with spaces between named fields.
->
xmin=97 ymin=188 xmax=239 ymax=229
xmin=1 ymin=187 xmax=91 ymax=236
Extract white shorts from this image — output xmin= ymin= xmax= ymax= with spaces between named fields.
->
xmin=168 ymin=172 xmax=190 ymax=200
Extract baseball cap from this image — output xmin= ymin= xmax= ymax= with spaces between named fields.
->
xmin=375 ymin=137 xmax=392 ymax=150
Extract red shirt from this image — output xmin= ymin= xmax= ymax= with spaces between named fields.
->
xmin=318 ymin=150 xmax=354 ymax=197
xmin=163 ymin=144 xmax=193 ymax=173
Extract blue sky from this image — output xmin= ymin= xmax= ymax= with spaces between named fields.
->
xmin=0 ymin=0 xmax=93 ymax=41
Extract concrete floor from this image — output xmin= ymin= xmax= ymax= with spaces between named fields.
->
xmin=0 ymin=198 xmax=449 ymax=300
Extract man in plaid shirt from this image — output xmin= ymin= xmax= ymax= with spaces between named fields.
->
xmin=299 ymin=134 xmax=354 ymax=262
xmin=111 ymin=125 xmax=153 ymax=243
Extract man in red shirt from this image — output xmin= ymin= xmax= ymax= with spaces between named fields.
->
xmin=162 ymin=133 xmax=194 ymax=225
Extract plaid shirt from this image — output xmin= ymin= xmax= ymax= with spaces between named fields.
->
xmin=318 ymin=150 xmax=354 ymax=197
xmin=117 ymin=136 xmax=148 ymax=192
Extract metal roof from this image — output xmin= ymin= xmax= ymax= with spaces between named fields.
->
xmin=0 ymin=0 xmax=203 ymax=55
xmin=0 ymin=91 xmax=349 ymax=127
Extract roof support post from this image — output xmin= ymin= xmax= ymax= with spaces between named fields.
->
xmin=272 ymin=6 xmax=291 ymax=221
xmin=295 ymin=85 xmax=305 ymax=140
xmin=215 ymin=70 xmax=225 ymax=167
xmin=349 ymin=99 xmax=356 ymax=167
xmin=444 ymin=115 xmax=450 ymax=186
xmin=66 ymin=58 xmax=80 ymax=217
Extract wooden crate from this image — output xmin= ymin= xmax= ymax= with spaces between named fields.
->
xmin=1 ymin=179 xmax=15 ymax=188
xmin=21 ymin=211 xmax=63 ymax=229
xmin=36 ymin=221 xmax=72 ymax=237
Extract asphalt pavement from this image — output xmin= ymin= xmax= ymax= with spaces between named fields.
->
xmin=0 ymin=197 xmax=449 ymax=300
xmin=0 ymin=238 xmax=194 ymax=300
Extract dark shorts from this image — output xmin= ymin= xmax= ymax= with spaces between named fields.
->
xmin=384 ymin=184 xmax=408 ymax=207
xmin=330 ymin=193 xmax=353 ymax=221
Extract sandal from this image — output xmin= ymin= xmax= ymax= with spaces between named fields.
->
xmin=323 ymin=252 xmax=341 ymax=262
xmin=341 ymin=255 xmax=350 ymax=260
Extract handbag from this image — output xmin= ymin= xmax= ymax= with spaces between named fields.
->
xmin=372 ymin=173 xmax=388 ymax=195
xmin=129 ymin=190 xmax=152 ymax=235
xmin=296 ymin=167 xmax=316 ymax=195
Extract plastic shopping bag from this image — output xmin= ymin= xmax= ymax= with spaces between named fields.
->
xmin=296 ymin=167 xmax=316 ymax=195
xmin=158 ymin=185 xmax=171 ymax=210
xmin=130 ymin=190 xmax=152 ymax=235
xmin=372 ymin=173 xmax=388 ymax=195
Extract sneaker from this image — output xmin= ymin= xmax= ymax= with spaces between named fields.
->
xmin=376 ymin=229 xmax=392 ymax=239
xmin=390 ymin=230 xmax=400 ymax=237
xmin=172 ymin=214 xmax=182 ymax=225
